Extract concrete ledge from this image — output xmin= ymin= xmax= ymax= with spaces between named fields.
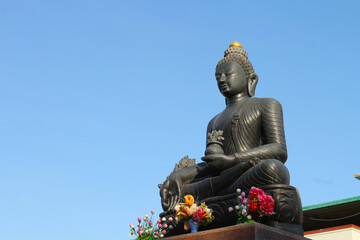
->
xmin=164 ymin=222 xmax=309 ymax=240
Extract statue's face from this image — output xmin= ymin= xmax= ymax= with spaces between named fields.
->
xmin=215 ymin=62 xmax=247 ymax=98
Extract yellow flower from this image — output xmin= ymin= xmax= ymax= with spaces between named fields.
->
xmin=200 ymin=202 xmax=207 ymax=208
xmin=184 ymin=195 xmax=194 ymax=207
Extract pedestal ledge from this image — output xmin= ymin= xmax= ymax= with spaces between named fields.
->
xmin=164 ymin=223 xmax=309 ymax=240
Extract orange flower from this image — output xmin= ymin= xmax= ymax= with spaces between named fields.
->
xmin=184 ymin=195 xmax=194 ymax=207
xmin=176 ymin=204 xmax=196 ymax=220
xmin=184 ymin=221 xmax=190 ymax=231
xmin=177 ymin=206 xmax=190 ymax=218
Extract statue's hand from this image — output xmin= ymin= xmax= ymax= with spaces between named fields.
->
xmin=160 ymin=173 xmax=182 ymax=211
xmin=201 ymin=154 xmax=235 ymax=170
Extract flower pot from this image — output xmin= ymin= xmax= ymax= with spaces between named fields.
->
xmin=189 ymin=219 xmax=200 ymax=233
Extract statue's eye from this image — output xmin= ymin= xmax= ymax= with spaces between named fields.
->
xmin=215 ymin=74 xmax=221 ymax=80
xmin=225 ymin=72 xmax=234 ymax=76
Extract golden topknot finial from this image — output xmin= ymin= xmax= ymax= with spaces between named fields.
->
xmin=229 ymin=41 xmax=243 ymax=48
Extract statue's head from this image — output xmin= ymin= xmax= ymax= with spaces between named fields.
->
xmin=216 ymin=41 xmax=258 ymax=98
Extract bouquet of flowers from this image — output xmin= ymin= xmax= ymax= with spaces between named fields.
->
xmin=228 ymin=187 xmax=275 ymax=224
xmin=129 ymin=210 xmax=172 ymax=239
xmin=175 ymin=195 xmax=214 ymax=231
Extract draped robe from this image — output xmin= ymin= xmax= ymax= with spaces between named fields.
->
xmin=184 ymin=97 xmax=290 ymax=201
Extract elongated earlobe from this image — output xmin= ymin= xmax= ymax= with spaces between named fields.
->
xmin=248 ymin=73 xmax=259 ymax=97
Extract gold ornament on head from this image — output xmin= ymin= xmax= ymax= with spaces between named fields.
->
xmin=229 ymin=41 xmax=243 ymax=48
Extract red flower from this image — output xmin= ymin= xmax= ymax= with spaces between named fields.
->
xmin=249 ymin=187 xmax=265 ymax=201
xmin=259 ymin=194 xmax=274 ymax=215
xmin=248 ymin=200 xmax=259 ymax=212
xmin=192 ymin=208 xmax=205 ymax=222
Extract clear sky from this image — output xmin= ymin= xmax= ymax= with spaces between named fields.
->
xmin=1 ymin=1 xmax=360 ymax=239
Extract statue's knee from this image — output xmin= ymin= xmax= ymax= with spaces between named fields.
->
xmin=261 ymin=159 xmax=290 ymax=185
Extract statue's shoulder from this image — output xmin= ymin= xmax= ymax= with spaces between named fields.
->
xmin=250 ymin=98 xmax=283 ymax=117
xmin=249 ymin=98 xmax=283 ymax=115
xmin=251 ymin=97 xmax=283 ymax=108
xmin=208 ymin=114 xmax=218 ymax=125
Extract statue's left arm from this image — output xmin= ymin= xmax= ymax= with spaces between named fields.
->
xmin=233 ymin=98 xmax=287 ymax=163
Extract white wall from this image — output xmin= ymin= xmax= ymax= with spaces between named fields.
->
xmin=305 ymin=227 xmax=360 ymax=240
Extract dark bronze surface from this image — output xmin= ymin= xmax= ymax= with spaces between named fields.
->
xmin=159 ymin=43 xmax=303 ymax=236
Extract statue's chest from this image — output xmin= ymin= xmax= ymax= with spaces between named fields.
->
xmin=211 ymin=102 xmax=261 ymax=136
xmin=212 ymin=104 xmax=244 ymax=132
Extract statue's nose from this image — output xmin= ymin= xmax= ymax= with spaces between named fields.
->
xmin=219 ymin=74 xmax=226 ymax=83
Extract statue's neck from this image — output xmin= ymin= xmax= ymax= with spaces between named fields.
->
xmin=226 ymin=93 xmax=250 ymax=105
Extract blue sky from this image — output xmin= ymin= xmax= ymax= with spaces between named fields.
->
xmin=1 ymin=1 xmax=360 ymax=239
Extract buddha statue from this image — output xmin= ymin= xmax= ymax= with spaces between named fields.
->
xmin=159 ymin=41 xmax=303 ymax=236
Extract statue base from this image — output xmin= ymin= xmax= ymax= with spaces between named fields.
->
xmin=161 ymin=184 xmax=303 ymax=236
xmin=164 ymin=222 xmax=309 ymax=240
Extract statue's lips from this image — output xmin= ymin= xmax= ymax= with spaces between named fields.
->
xmin=220 ymin=84 xmax=229 ymax=91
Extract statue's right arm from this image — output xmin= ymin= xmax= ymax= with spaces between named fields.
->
xmin=205 ymin=115 xmax=218 ymax=145
xmin=160 ymin=116 xmax=219 ymax=211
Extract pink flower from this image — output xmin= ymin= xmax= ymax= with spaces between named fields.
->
xmin=162 ymin=230 xmax=167 ymax=234
xmin=164 ymin=224 xmax=168 ymax=228
xmin=158 ymin=224 xmax=162 ymax=228
xmin=169 ymin=217 xmax=173 ymax=221
xmin=138 ymin=231 xmax=142 ymax=235
xmin=157 ymin=219 xmax=161 ymax=223
xmin=155 ymin=231 xmax=159 ymax=235
xmin=174 ymin=204 xmax=180 ymax=212
xmin=151 ymin=210 xmax=155 ymax=214
xmin=242 ymin=198 xmax=248 ymax=204
xmin=148 ymin=220 xmax=152 ymax=225
xmin=193 ymin=208 xmax=206 ymax=222
xmin=259 ymin=194 xmax=274 ymax=215
xmin=139 ymin=226 xmax=142 ymax=231
xmin=228 ymin=207 xmax=233 ymax=212
xmin=137 ymin=217 xmax=141 ymax=222
xmin=249 ymin=187 xmax=265 ymax=201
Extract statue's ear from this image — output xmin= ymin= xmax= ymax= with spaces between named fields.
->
xmin=248 ymin=73 xmax=258 ymax=97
